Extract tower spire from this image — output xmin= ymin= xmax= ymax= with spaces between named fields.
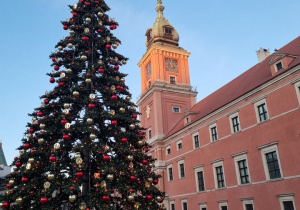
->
xmin=156 ymin=0 xmax=165 ymax=18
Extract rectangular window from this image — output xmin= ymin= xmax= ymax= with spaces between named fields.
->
xmin=171 ymin=203 xmax=175 ymax=210
xmin=276 ymin=61 xmax=283 ymax=71
xmin=180 ymin=163 xmax=185 ymax=178
xmin=238 ymin=159 xmax=250 ymax=184
xmin=165 ymin=27 xmax=173 ymax=35
xmin=148 ymin=129 xmax=152 ymax=139
xmin=177 ymin=141 xmax=182 ymax=150
xmin=245 ymin=204 xmax=253 ymax=210
xmin=216 ymin=166 xmax=225 ymax=188
xmin=279 ymin=195 xmax=296 ymax=210
xmin=283 ymin=201 xmax=294 ymax=210
xmin=202 ymin=208 xmax=207 ymax=210
xmin=197 ymin=171 xmax=205 ymax=191
xmin=221 ymin=206 xmax=228 ymax=210
xmin=232 ymin=116 xmax=240 ymax=132
xmin=168 ymin=167 xmax=173 ymax=181
xmin=182 ymin=202 xmax=187 ymax=210
xmin=257 ymin=103 xmax=269 ymax=122
xmin=211 ymin=126 xmax=218 ymax=141
xmin=200 ymin=203 xmax=207 ymax=210
xmin=266 ymin=151 xmax=281 ymax=179
xmin=173 ymin=106 xmax=180 ymax=113
xmin=194 ymin=134 xmax=199 ymax=148
xmin=294 ymin=81 xmax=300 ymax=105
xmin=170 ymin=76 xmax=176 ymax=84
xmin=166 ymin=146 xmax=171 ymax=155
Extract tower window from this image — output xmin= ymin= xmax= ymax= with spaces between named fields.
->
xmin=170 ymin=76 xmax=176 ymax=84
xmin=164 ymin=27 xmax=173 ymax=35
xmin=275 ymin=61 xmax=283 ymax=71
xmin=146 ymin=32 xmax=151 ymax=41
xmin=172 ymin=106 xmax=180 ymax=113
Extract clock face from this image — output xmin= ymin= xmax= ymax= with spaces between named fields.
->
xmin=165 ymin=58 xmax=178 ymax=72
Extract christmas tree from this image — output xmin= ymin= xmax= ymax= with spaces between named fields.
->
xmin=0 ymin=0 xmax=165 ymax=209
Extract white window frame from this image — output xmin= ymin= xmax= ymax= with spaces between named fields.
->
xmin=192 ymin=132 xmax=200 ymax=149
xmin=294 ymin=81 xmax=300 ymax=105
xmin=258 ymin=142 xmax=283 ymax=180
xmin=242 ymin=199 xmax=254 ymax=210
xmin=170 ymin=75 xmax=176 ymax=84
xmin=178 ymin=159 xmax=186 ymax=179
xmin=212 ymin=160 xmax=226 ymax=189
xmin=167 ymin=164 xmax=173 ymax=182
xmin=194 ymin=166 xmax=205 ymax=192
xmin=275 ymin=61 xmax=283 ymax=72
xmin=177 ymin=139 xmax=183 ymax=151
xmin=170 ymin=200 xmax=175 ymax=210
xmin=219 ymin=201 xmax=228 ymax=210
xmin=254 ymin=99 xmax=269 ymax=123
xmin=181 ymin=199 xmax=188 ymax=210
xmin=200 ymin=203 xmax=207 ymax=210
xmin=233 ymin=152 xmax=251 ymax=185
xmin=166 ymin=145 xmax=171 ymax=155
xmin=229 ymin=112 xmax=241 ymax=134
xmin=209 ymin=123 xmax=218 ymax=142
xmin=278 ymin=194 xmax=296 ymax=210
xmin=172 ymin=106 xmax=181 ymax=113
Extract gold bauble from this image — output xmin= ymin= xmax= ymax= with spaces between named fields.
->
xmin=74 ymin=153 xmax=81 ymax=159
xmin=84 ymin=28 xmax=90 ymax=34
xmin=65 ymin=123 xmax=71 ymax=129
xmin=28 ymin=158 xmax=35 ymax=164
xmin=73 ymin=4 xmax=78 ymax=9
xmin=89 ymin=133 xmax=96 ymax=140
xmin=13 ymin=166 xmax=18 ymax=171
xmin=58 ymin=46 xmax=63 ymax=51
xmin=89 ymin=93 xmax=96 ymax=100
xmin=80 ymin=202 xmax=87 ymax=210
xmin=85 ymin=18 xmax=91 ymax=23
xmin=127 ymin=195 xmax=134 ymax=202
xmin=156 ymin=196 xmax=163 ymax=202
xmin=129 ymin=124 xmax=136 ymax=130
xmin=120 ymin=78 xmax=125 ymax=83
xmin=48 ymin=174 xmax=55 ymax=181
xmin=97 ymin=12 xmax=103 ymax=17
xmin=9 ymin=180 xmax=15 ymax=185
xmin=69 ymin=30 xmax=75 ymax=36
xmin=64 ymin=103 xmax=70 ymax=109
xmin=19 ymin=150 xmax=24 ymax=155
xmin=149 ymin=163 xmax=154 ymax=168
xmin=127 ymin=155 xmax=133 ymax=161
xmin=67 ymin=43 xmax=73 ymax=48
xmin=54 ymin=143 xmax=60 ymax=150
xmin=86 ymin=118 xmax=93 ymax=125
xmin=44 ymin=181 xmax=50 ymax=189
xmin=107 ymin=174 xmax=114 ymax=181
xmin=126 ymin=96 xmax=131 ymax=101
xmin=40 ymin=124 xmax=46 ymax=129
xmin=130 ymin=106 xmax=136 ymax=111
xmin=27 ymin=133 xmax=32 ymax=138
xmin=66 ymin=68 xmax=73 ymax=74
xmin=119 ymin=107 xmax=125 ymax=113
xmin=134 ymin=202 xmax=141 ymax=209
xmin=112 ymin=44 xmax=118 ymax=49
xmin=122 ymin=60 xmax=127 ymax=65
xmin=111 ymin=85 xmax=116 ymax=91
xmin=129 ymin=162 xmax=134 ymax=168
xmin=80 ymin=55 xmax=87 ymax=61
xmin=137 ymin=141 xmax=144 ymax=147
xmin=110 ymin=110 xmax=115 ymax=116
xmin=38 ymin=138 xmax=45 ymax=145
xmin=148 ymin=177 xmax=153 ymax=183
xmin=145 ymin=181 xmax=150 ymax=188
xmin=15 ymin=197 xmax=23 ymax=205
xmin=69 ymin=195 xmax=77 ymax=202
xmin=85 ymin=78 xmax=92 ymax=84
xmin=73 ymin=91 xmax=79 ymax=97
xmin=76 ymin=158 xmax=83 ymax=165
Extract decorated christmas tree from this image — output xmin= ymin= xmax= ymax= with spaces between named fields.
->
xmin=0 ymin=0 xmax=165 ymax=209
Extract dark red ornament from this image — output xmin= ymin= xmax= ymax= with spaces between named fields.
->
xmin=102 ymin=195 xmax=110 ymax=202
xmin=82 ymin=36 xmax=89 ymax=41
xmin=114 ymin=65 xmax=119 ymax=71
xmin=50 ymin=78 xmax=55 ymax=83
xmin=153 ymin=179 xmax=159 ymax=185
xmin=70 ymin=186 xmax=75 ymax=191
xmin=111 ymin=95 xmax=117 ymax=101
xmin=98 ymin=68 xmax=104 ymax=73
xmin=23 ymin=143 xmax=30 ymax=150
xmin=6 ymin=184 xmax=12 ymax=189
xmin=61 ymin=119 xmax=67 ymax=125
xmin=15 ymin=161 xmax=21 ymax=167
xmin=106 ymin=44 xmax=111 ymax=50
xmin=40 ymin=197 xmax=48 ymax=205
xmin=132 ymin=114 xmax=137 ymax=119
xmin=72 ymin=12 xmax=78 ymax=17
xmin=85 ymin=2 xmax=91 ymax=6
xmin=130 ymin=175 xmax=136 ymax=182
xmin=103 ymin=155 xmax=110 ymax=162
xmin=58 ymin=82 xmax=64 ymax=87
xmin=54 ymin=65 xmax=59 ymax=71
xmin=44 ymin=99 xmax=49 ymax=104
xmin=49 ymin=156 xmax=56 ymax=162
xmin=111 ymin=120 xmax=117 ymax=126
xmin=37 ymin=112 xmax=43 ymax=117
xmin=21 ymin=177 xmax=29 ymax=184
xmin=2 ymin=202 xmax=9 ymax=209
xmin=76 ymin=171 xmax=84 ymax=179
xmin=88 ymin=103 xmax=95 ymax=110
xmin=142 ymin=160 xmax=148 ymax=165
xmin=63 ymin=25 xmax=68 ymax=30
xmin=146 ymin=195 xmax=153 ymax=201
xmin=52 ymin=57 xmax=56 ymax=62
xmin=121 ymin=138 xmax=128 ymax=144
xmin=28 ymin=128 xmax=34 ymax=133
xmin=95 ymin=0 xmax=99 ymax=4
xmin=63 ymin=134 xmax=70 ymax=141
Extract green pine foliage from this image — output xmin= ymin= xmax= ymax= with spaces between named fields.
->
xmin=0 ymin=0 xmax=165 ymax=209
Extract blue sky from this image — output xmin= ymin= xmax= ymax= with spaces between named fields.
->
xmin=0 ymin=0 xmax=299 ymax=164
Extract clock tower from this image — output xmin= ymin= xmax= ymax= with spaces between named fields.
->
xmin=137 ymin=0 xmax=197 ymax=145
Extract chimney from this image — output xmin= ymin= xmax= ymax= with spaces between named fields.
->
xmin=256 ymin=47 xmax=270 ymax=63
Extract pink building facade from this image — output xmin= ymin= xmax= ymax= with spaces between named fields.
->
xmin=137 ymin=1 xmax=300 ymax=210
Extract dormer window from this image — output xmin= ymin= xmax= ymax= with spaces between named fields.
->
xmin=275 ymin=61 xmax=283 ymax=71
xmin=146 ymin=31 xmax=151 ymax=41
xmin=164 ymin=27 xmax=173 ymax=35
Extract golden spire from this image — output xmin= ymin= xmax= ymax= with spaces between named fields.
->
xmin=156 ymin=0 xmax=165 ymax=18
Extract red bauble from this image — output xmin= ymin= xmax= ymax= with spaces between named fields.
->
xmin=141 ymin=160 xmax=148 ymax=165
xmin=102 ymin=195 xmax=110 ymax=202
xmin=21 ymin=177 xmax=29 ymax=184
xmin=111 ymin=120 xmax=117 ymax=126
xmin=106 ymin=44 xmax=111 ymax=50
xmin=6 ymin=184 xmax=12 ymax=189
xmin=85 ymin=2 xmax=91 ymax=6
xmin=109 ymin=25 xmax=114 ymax=30
xmin=146 ymin=195 xmax=153 ymax=201
xmin=153 ymin=179 xmax=159 ymax=185
xmin=54 ymin=65 xmax=60 ymax=71
xmin=80 ymin=0 xmax=84 ymax=3
xmin=50 ymin=78 xmax=55 ymax=83
xmin=132 ymin=114 xmax=137 ymax=119
xmin=63 ymin=25 xmax=68 ymax=30
xmin=15 ymin=161 xmax=21 ymax=167
xmin=76 ymin=171 xmax=84 ymax=179
xmin=49 ymin=156 xmax=56 ymax=162
xmin=23 ymin=143 xmax=30 ymax=150
xmin=121 ymin=138 xmax=128 ymax=144
xmin=14 ymin=157 xmax=18 ymax=161
xmin=98 ymin=68 xmax=104 ymax=73
xmin=58 ymin=82 xmax=64 ymax=87
xmin=63 ymin=134 xmax=70 ymax=141
xmin=95 ymin=0 xmax=99 ymax=4
xmin=130 ymin=175 xmax=136 ymax=182
xmin=40 ymin=197 xmax=48 ymax=205
xmin=111 ymin=95 xmax=117 ymax=101
xmin=70 ymin=186 xmax=75 ymax=191
xmin=61 ymin=119 xmax=68 ymax=125
xmin=51 ymin=57 xmax=56 ymax=62
xmin=88 ymin=103 xmax=95 ymax=110
xmin=114 ymin=65 xmax=119 ymax=70
xmin=82 ymin=36 xmax=89 ymax=41
xmin=2 ymin=202 xmax=9 ymax=209
xmin=44 ymin=99 xmax=49 ymax=104
xmin=103 ymin=155 xmax=110 ymax=162
xmin=37 ymin=112 xmax=43 ymax=117
xmin=28 ymin=128 xmax=34 ymax=133
xmin=72 ymin=12 xmax=78 ymax=17
xmin=98 ymin=29 xmax=103 ymax=33
xmin=116 ymin=86 xmax=122 ymax=90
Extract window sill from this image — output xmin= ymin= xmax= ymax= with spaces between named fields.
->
xmin=231 ymin=130 xmax=242 ymax=135
xmin=267 ymin=177 xmax=284 ymax=182
xmin=215 ymin=187 xmax=227 ymax=191
xmin=238 ymin=183 xmax=252 ymax=187
xmin=257 ymin=119 xmax=270 ymax=125
xmin=179 ymin=177 xmax=186 ymax=180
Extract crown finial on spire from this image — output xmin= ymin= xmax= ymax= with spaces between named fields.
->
xmin=156 ymin=0 xmax=165 ymax=17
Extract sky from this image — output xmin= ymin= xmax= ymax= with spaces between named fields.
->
xmin=0 ymin=0 xmax=300 ymax=165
